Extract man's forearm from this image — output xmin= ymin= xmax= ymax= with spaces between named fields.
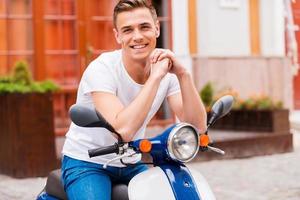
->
xmin=177 ymin=71 xmax=207 ymax=132
xmin=113 ymin=75 xmax=162 ymax=141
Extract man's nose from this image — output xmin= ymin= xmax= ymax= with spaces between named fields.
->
xmin=132 ymin=29 xmax=143 ymax=41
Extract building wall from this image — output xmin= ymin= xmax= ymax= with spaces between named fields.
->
xmin=173 ymin=0 xmax=294 ymax=108
xmin=195 ymin=0 xmax=285 ymax=56
xmin=171 ymin=0 xmax=193 ymax=73
xmin=197 ymin=0 xmax=250 ymax=56
xmin=193 ymin=57 xmax=293 ymax=109
xmin=260 ymin=0 xmax=285 ymax=56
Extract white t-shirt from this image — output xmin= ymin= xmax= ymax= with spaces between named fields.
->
xmin=62 ymin=50 xmax=180 ymax=167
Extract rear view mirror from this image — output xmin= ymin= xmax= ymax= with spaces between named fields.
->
xmin=69 ymin=104 xmax=116 ymax=134
xmin=207 ymin=95 xmax=234 ymax=127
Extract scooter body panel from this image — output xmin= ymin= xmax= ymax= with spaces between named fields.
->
xmin=128 ymin=165 xmax=216 ymax=200
xmin=128 ymin=166 xmax=176 ymax=200
xmin=188 ymin=167 xmax=216 ymax=200
xmin=159 ymin=164 xmax=201 ymax=200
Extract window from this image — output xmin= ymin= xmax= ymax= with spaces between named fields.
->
xmin=152 ymin=0 xmax=172 ymax=49
xmin=44 ymin=0 xmax=79 ymax=85
xmin=0 ymin=0 xmax=173 ymax=134
xmin=85 ymin=0 xmax=119 ymax=59
xmin=0 ymin=0 xmax=33 ymax=76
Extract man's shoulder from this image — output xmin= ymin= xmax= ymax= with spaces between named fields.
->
xmin=86 ymin=49 xmax=121 ymax=72
xmin=95 ymin=49 xmax=122 ymax=64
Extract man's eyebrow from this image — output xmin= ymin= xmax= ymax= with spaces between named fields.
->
xmin=140 ymin=22 xmax=151 ymax=26
xmin=120 ymin=25 xmax=132 ymax=31
xmin=120 ymin=22 xmax=152 ymax=31
xmin=121 ymin=22 xmax=151 ymax=30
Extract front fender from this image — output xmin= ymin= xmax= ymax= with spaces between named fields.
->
xmin=128 ymin=166 xmax=176 ymax=200
xmin=128 ymin=165 xmax=215 ymax=200
xmin=188 ymin=167 xmax=216 ymax=200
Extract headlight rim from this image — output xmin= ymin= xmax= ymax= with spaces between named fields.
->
xmin=167 ymin=123 xmax=199 ymax=163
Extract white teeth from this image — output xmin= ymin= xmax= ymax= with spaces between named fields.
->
xmin=132 ymin=45 xmax=146 ymax=49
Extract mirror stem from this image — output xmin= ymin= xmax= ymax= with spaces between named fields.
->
xmin=207 ymin=112 xmax=217 ymax=128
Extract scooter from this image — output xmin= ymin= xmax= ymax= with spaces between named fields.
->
xmin=37 ymin=95 xmax=234 ymax=200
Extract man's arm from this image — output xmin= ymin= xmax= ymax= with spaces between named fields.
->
xmin=167 ymin=71 xmax=207 ymax=132
xmin=152 ymin=49 xmax=207 ymax=132
xmin=91 ymin=59 xmax=170 ymax=142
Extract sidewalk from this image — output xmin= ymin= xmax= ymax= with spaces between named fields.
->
xmin=188 ymin=131 xmax=300 ymax=200
xmin=0 ymin=115 xmax=299 ymax=200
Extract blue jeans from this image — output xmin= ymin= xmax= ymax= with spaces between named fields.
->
xmin=61 ymin=155 xmax=148 ymax=200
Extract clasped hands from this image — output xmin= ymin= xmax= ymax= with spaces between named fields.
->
xmin=148 ymin=48 xmax=186 ymax=79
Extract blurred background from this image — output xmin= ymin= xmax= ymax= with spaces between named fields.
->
xmin=0 ymin=0 xmax=300 ymax=199
xmin=0 ymin=0 xmax=299 ymax=132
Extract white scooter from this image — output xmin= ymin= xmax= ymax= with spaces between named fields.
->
xmin=37 ymin=95 xmax=233 ymax=200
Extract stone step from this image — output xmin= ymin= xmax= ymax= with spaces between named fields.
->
xmin=142 ymin=129 xmax=294 ymax=163
xmin=193 ymin=131 xmax=293 ymax=162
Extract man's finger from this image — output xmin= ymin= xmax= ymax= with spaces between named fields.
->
xmin=152 ymin=50 xmax=163 ymax=63
xmin=157 ymin=52 xmax=169 ymax=61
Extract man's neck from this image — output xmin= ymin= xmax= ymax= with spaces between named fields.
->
xmin=122 ymin=53 xmax=150 ymax=84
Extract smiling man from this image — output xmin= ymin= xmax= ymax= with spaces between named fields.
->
xmin=61 ymin=0 xmax=207 ymax=199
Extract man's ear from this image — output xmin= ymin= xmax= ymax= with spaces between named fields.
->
xmin=155 ymin=20 xmax=160 ymax=38
xmin=113 ymin=28 xmax=122 ymax=44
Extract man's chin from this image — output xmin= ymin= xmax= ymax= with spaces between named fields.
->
xmin=130 ymin=52 xmax=150 ymax=61
xmin=123 ymin=48 xmax=153 ymax=62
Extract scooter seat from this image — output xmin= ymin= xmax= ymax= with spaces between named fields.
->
xmin=45 ymin=169 xmax=67 ymax=200
xmin=45 ymin=169 xmax=129 ymax=200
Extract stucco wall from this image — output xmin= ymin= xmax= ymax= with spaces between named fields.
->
xmin=192 ymin=57 xmax=293 ymax=109
xmin=197 ymin=0 xmax=250 ymax=56
xmin=259 ymin=0 xmax=285 ymax=56
xmin=196 ymin=0 xmax=285 ymax=57
xmin=172 ymin=0 xmax=193 ymax=72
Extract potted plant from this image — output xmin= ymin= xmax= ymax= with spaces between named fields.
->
xmin=0 ymin=61 xmax=60 ymax=178
xmin=200 ymin=85 xmax=290 ymax=134
xmin=199 ymin=82 xmax=214 ymax=111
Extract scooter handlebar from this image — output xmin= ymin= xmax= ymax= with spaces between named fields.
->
xmin=207 ymin=145 xmax=225 ymax=155
xmin=88 ymin=143 xmax=119 ymax=158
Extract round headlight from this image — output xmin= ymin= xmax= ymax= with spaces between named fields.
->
xmin=167 ymin=123 xmax=199 ymax=162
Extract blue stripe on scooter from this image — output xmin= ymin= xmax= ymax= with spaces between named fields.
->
xmin=159 ymin=164 xmax=201 ymax=200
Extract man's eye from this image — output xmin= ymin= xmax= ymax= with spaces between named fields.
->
xmin=141 ymin=26 xmax=150 ymax=30
xmin=123 ymin=29 xmax=131 ymax=33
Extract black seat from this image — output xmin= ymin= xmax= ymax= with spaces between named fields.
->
xmin=44 ymin=169 xmax=129 ymax=200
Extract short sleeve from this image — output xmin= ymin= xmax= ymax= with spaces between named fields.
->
xmin=167 ymin=74 xmax=181 ymax=97
xmin=81 ymin=60 xmax=117 ymax=95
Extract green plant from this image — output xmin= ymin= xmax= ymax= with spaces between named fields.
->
xmin=0 ymin=60 xmax=60 ymax=94
xmin=200 ymin=82 xmax=214 ymax=108
xmin=212 ymin=86 xmax=283 ymax=110
xmin=0 ymin=76 xmax=12 ymax=83
xmin=12 ymin=60 xmax=33 ymax=85
xmin=233 ymin=95 xmax=283 ymax=110
xmin=213 ymin=87 xmax=239 ymax=109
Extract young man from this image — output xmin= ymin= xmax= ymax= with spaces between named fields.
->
xmin=61 ymin=0 xmax=207 ymax=199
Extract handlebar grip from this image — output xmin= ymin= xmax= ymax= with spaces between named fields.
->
xmin=88 ymin=143 xmax=119 ymax=158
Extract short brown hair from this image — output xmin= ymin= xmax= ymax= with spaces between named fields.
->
xmin=113 ymin=0 xmax=158 ymax=28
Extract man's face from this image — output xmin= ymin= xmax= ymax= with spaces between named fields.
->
xmin=114 ymin=8 xmax=160 ymax=62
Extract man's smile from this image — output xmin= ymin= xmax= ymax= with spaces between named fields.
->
xmin=130 ymin=44 xmax=149 ymax=49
